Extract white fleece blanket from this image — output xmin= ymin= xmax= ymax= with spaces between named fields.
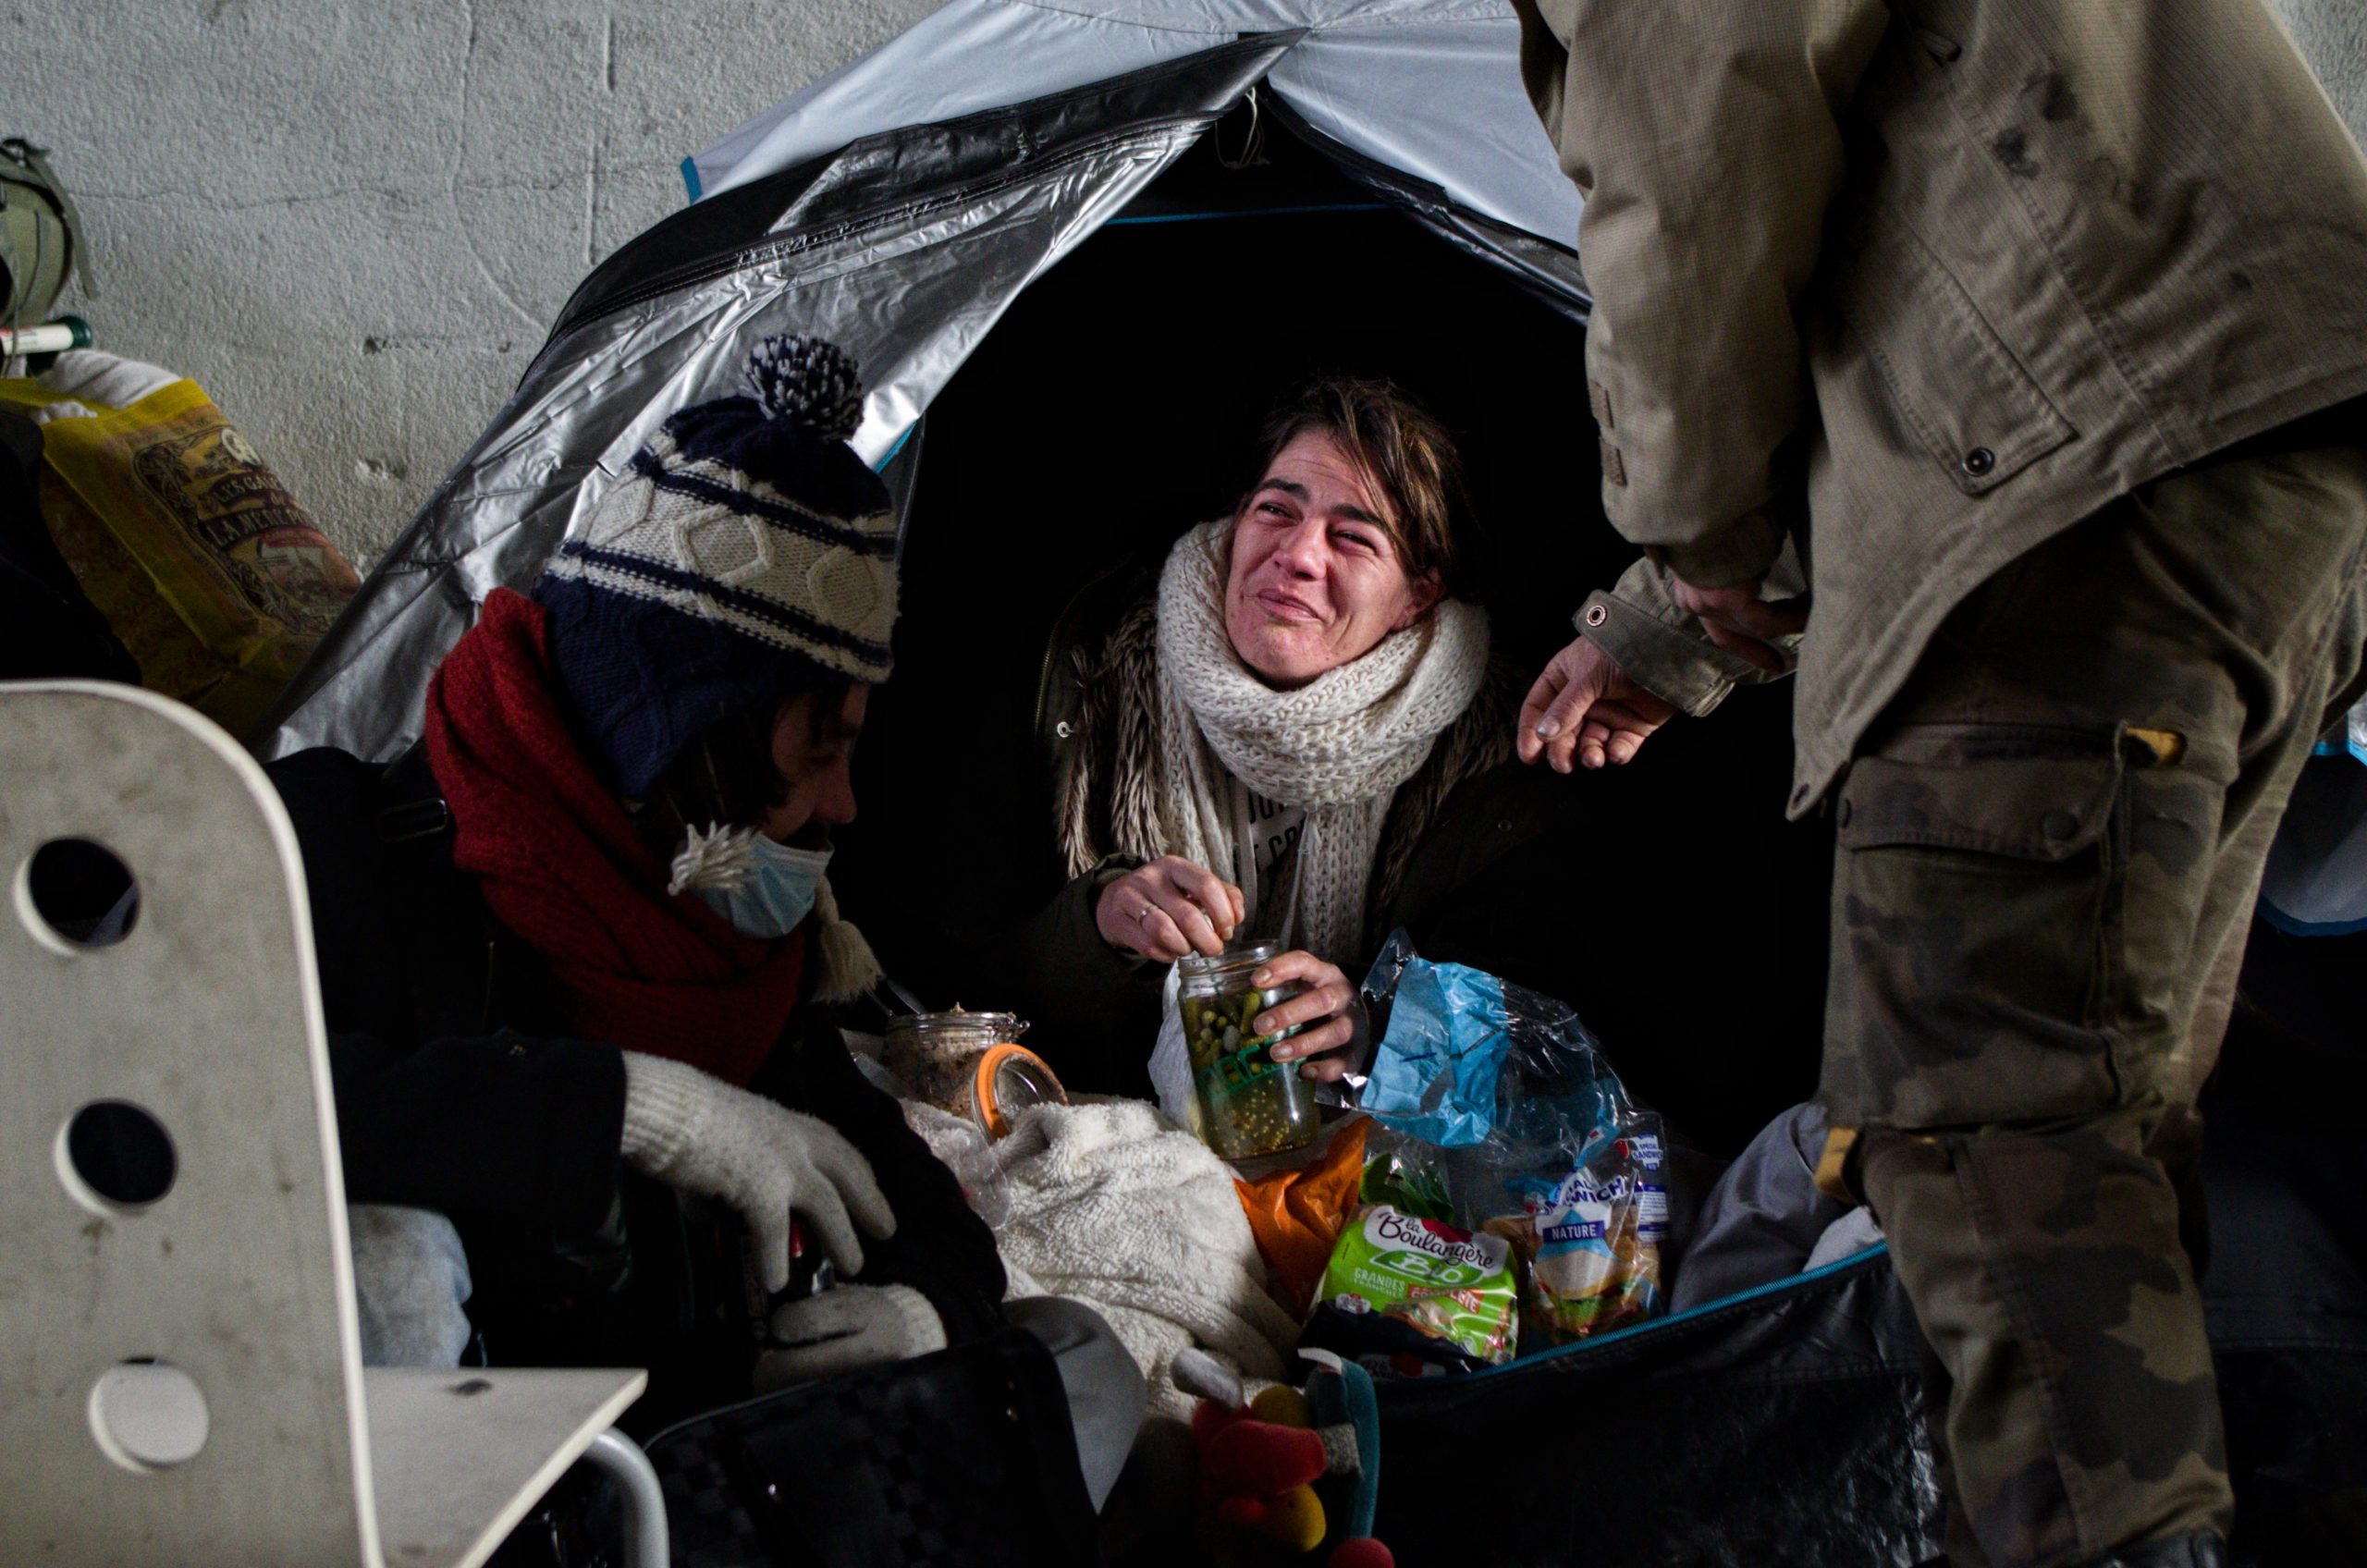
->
xmin=907 ymin=1100 xmax=1300 ymax=1421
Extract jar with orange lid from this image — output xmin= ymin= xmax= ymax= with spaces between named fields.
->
xmin=881 ymin=1008 xmax=1067 ymax=1140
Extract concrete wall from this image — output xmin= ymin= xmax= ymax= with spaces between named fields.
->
xmin=2275 ymin=0 xmax=2367 ymax=154
xmin=3 ymin=0 xmax=2360 ymax=570
xmin=1 ymin=0 xmax=946 ymax=568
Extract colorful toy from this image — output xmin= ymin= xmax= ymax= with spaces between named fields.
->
xmin=1174 ymin=1349 xmax=1392 ymax=1568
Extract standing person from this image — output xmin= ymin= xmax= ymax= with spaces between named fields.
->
xmin=1505 ymin=6 xmax=2367 ymax=1567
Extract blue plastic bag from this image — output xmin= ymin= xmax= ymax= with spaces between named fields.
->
xmin=1357 ymin=952 xmax=1514 ymax=1147
xmin=1355 ymin=932 xmax=1669 ymax=1349
xmin=1358 ymin=934 xmax=1631 ymax=1160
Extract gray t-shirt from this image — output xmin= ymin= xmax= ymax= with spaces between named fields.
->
xmin=1245 ymin=789 xmax=1305 ymax=886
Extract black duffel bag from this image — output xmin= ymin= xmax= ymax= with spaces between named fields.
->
xmin=1338 ymin=1097 xmax=2367 ymax=1568
xmin=641 ymin=1324 xmax=1100 ymax=1568
xmin=1357 ymin=1243 xmax=1942 ymax=1568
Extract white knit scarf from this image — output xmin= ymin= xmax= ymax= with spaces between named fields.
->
xmin=1144 ymin=521 xmax=1489 ymax=963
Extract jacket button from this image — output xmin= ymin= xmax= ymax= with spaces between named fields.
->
xmin=1497 ymin=818 xmax=1515 ymax=833
xmin=1054 ymin=720 xmax=1074 ymax=740
xmin=1961 ymin=447 xmax=1996 ymax=478
xmin=1584 ymin=604 xmax=1608 ymax=628
xmin=2042 ymin=810 xmax=2079 ymax=839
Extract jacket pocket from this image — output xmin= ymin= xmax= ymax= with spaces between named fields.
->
xmin=1823 ymin=202 xmax=2076 ymax=497
xmin=1824 ymin=736 xmax=2128 ymax=1128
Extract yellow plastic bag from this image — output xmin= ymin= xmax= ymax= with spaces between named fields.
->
xmin=0 ymin=374 xmax=360 ymax=737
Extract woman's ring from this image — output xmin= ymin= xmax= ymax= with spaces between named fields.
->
xmin=1137 ymin=904 xmax=1157 ymax=925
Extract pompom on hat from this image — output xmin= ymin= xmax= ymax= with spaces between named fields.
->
xmin=533 ymin=333 xmax=900 ymax=800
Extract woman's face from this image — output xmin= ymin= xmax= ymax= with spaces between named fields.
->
xmin=1223 ymin=430 xmax=1441 ymax=687
xmin=756 ymin=683 xmax=868 ymax=844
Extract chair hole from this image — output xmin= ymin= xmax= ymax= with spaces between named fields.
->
xmin=88 ymin=1359 xmax=210 ymax=1472
xmin=57 ymin=1100 xmax=178 ymax=1212
xmin=18 ymin=837 xmax=141 ymax=949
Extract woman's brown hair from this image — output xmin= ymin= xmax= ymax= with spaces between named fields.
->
xmin=1242 ymin=374 xmax=1475 ymax=599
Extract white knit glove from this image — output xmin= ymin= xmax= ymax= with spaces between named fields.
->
xmin=755 ymin=1283 xmax=948 ymax=1389
xmin=619 ymin=1052 xmax=896 ymax=1290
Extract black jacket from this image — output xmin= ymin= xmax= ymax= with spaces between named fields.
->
xmin=265 ymin=744 xmax=1008 ymax=1375
xmin=1017 ymin=562 xmax=1835 ymax=1154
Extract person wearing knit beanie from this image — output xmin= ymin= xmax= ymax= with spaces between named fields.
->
xmin=272 ymin=334 xmax=1012 ymax=1414
xmin=527 ymin=331 xmax=896 ymax=1007
xmin=535 ymin=331 xmax=898 ymax=802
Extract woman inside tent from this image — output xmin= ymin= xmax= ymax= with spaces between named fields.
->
xmin=1018 ymin=374 xmax=1512 ymax=1088
xmin=265 ymin=337 xmax=1141 ymax=1488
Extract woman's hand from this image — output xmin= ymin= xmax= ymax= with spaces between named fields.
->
xmin=1251 ymin=950 xmax=1364 ymax=1083
xmin=1095 ymin=855 xmax=1245 ymax=962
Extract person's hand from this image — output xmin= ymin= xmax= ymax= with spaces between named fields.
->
xmin=1096 ymin=855 xmax=1246 ymax=962
xmin=1667 ymin=576 xmax=1809 ymax=673
xmin=1250 ymin=950 xmax=1364 ymax=1084
xmin=756 ymin=1282 xmax=948 ymax=1389
xmin=618 ymin=1051 xmax=896 ymax=1289
xmin=1517 ymin=634 xmax=1678 ymax=772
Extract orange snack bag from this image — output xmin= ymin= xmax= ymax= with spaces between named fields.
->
xmin=1234 ymin=1117 xmax=1370 ymax=1317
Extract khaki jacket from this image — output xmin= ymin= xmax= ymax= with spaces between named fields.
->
xmin=1512 ymin=0 xmax=2367 ymax=812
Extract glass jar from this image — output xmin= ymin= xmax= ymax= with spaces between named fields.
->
xmin=882 ymin=1008 xmax=1066 ymax=1139
xmin=1177 ymin=938 xmax=1319 ymax=1160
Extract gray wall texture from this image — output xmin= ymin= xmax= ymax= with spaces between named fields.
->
xmin=3 ymin=0 xmax=2361 ymax=570
xmin=2 ymin=0 xmax=945 ymax=568
xmin=2278 ymin=0 xmax=2367 ymax=150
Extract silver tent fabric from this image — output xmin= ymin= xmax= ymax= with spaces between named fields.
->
xmin=689 ymin=1 xmax=1580 ymax=248
xmin=257 ymin=10 xmax=1588 ymax=764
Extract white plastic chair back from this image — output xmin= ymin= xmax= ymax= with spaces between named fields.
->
xmin=0 ymin=681 xmax=649 ymax=1566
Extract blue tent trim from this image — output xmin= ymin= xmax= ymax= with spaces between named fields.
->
xmin=1450 ymin=1241 xmax=1894 ymax=1384
xmin=1108 ymin=202 xmax=1388 ymax=227
xmin=2257 ymin=897 xmax=2367 ymax=937
xmin=872 ymin=423 xmax=914 ymax=472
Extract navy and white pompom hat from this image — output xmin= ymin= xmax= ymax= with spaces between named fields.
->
xmin=534 ymin=335 xmax=898 ymax=800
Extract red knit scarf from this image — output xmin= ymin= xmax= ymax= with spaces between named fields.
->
xmin=423 ymin=588 xmax=803 ymax=1085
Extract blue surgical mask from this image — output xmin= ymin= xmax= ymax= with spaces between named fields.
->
xmin=692 ymin=833 xmax=833 ymax=939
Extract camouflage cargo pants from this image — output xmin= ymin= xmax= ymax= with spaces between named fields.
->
xmin=1817 ymin=444 xmax=2367 ymax=1568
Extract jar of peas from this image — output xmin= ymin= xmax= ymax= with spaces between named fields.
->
xmin=1177 ymin=938 xmax=1320 ymax=1160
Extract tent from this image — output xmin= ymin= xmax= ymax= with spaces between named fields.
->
xmin=251 ymin=5 xmax=2366 ymax=1562
xmin=254 ymin=0 xmax=1834 ymax=1157
xmin=255 ymin=0 xmax=1594 ymax=766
